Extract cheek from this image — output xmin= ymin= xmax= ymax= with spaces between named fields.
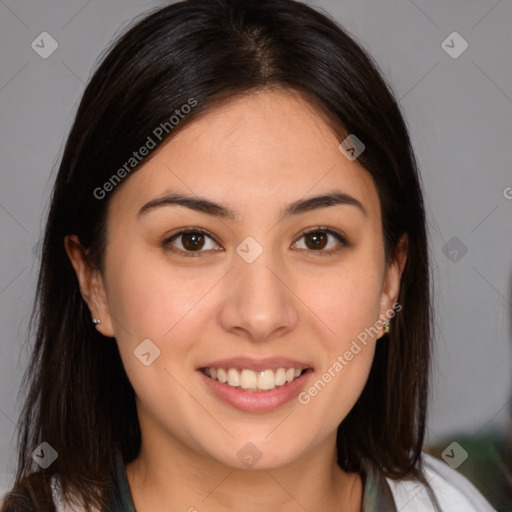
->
xmin=295 ymin=250 xmax=383 ymax=420
xmin=103 ymin=249 xmax=205 ymax=420
xmin=102 ymin=245 xmax=230 ymax=406
xmin=104 ymin=245 xmax=205 ymax=340
xmin=297 ymin=276 xmax=380 ymax=437
xmin=304 ymin=343 xmax=376 ymax=441
xmin=300 ymin=252 xmax=384 ymax=347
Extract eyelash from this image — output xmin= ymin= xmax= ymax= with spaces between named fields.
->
xmin=161 ymin=226 xmax=349 ymax=258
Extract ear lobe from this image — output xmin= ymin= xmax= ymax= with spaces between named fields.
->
xmin=379 ymin=233 xmax=408 ymax=318
xmin=63 ymin=234 xmax=115 ymax=337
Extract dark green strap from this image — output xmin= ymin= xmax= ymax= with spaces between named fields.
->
xmin=361 ymin=458 xmax=398 ymax=512
xmin=108 ymin=451 xmax=136 ymax=512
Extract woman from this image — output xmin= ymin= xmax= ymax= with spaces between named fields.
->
xmin=1 ymin=0 xmax=497 ymax=510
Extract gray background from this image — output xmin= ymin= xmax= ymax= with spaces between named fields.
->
xmin=1 ymin=0 xmax=511 ymax=496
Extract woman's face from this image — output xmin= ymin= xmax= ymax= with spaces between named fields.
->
xmin=68 ymin=89 xmax=406 ymax=470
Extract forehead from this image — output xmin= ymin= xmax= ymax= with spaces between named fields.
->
xmin=109 ymin=89 xmax=380 ymax=223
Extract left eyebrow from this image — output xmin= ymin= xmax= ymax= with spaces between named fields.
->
xmin=136 ymin=190 xmax=368 ymax=221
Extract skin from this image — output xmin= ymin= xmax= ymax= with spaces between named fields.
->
xmin=65 ymin=88 xmax=407 ymax=512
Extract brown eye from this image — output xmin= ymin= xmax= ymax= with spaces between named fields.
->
xmin=292 ymin=228 xmax=348 ymax=254
xmin=181 ymin=232 xmax=206 ymax=251
xmin=304 ymin=231 xmax=328 ymax=250
xmin=163 ymin=229 xmax=221 ymax=256
xmin=162 ymin=227 xmax=348 ymax=258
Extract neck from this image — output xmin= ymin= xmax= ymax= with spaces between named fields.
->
xmin=126 ymin=423 xmax=362 ymax=512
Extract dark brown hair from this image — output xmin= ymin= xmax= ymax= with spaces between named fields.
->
xmin=2 ymin=0 xmax=439 ymax=510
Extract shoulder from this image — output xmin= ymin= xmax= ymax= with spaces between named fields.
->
xmin=385 ymin=452 xmax=497 ymax=511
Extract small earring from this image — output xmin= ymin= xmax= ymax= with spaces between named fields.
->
xmin=383 ymin=320 xmax=390 ymax=334
xmin=92 ymin=318 xmax=101 ymax=326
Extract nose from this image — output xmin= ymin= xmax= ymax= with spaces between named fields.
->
xmin=218 ymin=242 xmax=299 ymax=343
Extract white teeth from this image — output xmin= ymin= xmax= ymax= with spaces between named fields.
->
xmin=203 ymin=367 xmax=305 ymax=391
xmin=257 ymin=369 xmax=275 ymax=390
xmin=227 ymin=368 xmax=240 ymax=387
xmin=217 ymin=368 xmax=228 ymax=383
xmin=240 ymin=369 xmax=257 ymax=390
xmin=275 ymin=368 xmax=286 ymax=386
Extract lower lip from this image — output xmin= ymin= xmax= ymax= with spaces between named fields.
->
xmin=198 ymin=369 xmax=313 ymax=413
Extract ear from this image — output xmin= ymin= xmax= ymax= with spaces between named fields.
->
xmin=378 ymin=233 xmax=408 ymax=336
xmin=64 ymin=234 xmax=115 ymax=337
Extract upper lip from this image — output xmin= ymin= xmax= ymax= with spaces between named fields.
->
xmin=198 ymin=356 xmax=312 ymax=372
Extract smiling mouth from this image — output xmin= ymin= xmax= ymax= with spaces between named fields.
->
xmin=200 ymin=367 xmax=308 ymax=392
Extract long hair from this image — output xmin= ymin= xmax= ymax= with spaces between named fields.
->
xmin=2 ymin=0 xmax=437 ymax=510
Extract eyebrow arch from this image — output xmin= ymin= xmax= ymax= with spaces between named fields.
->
xmin=137 ymin=189 xmax=368 ymax=221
